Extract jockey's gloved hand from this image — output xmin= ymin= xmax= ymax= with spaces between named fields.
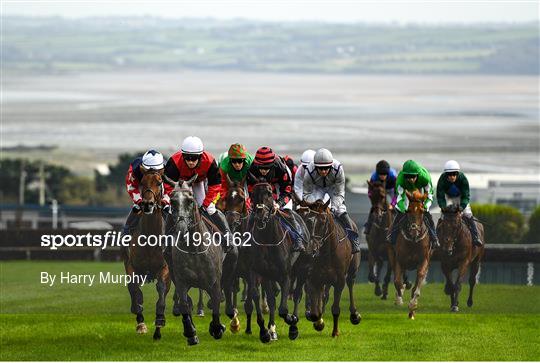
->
xmin=201 ymin=203 xmax=217 ymax=216
xmin=132 ymin=203 xmax=141 ymax=214
xmin=273 ymin=201 xmax=280 ymax=210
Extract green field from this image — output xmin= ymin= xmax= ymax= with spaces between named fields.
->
xmin=1 ymin=261 xmax=539 ymax=361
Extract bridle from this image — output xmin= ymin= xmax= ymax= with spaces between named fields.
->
xmin=297 ymin=205 xmax=346 ymax=256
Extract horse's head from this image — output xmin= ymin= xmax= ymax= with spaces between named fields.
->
xmin=223 ymin=175 xmax=248 ymax=232
xmin=403 ymin=189 xmax=428 ymax=241
xmin=140 ymin=169 xmax=164 ymax=214
xmin=171 ymin=175 xmax=199 ymax=226
xmin=368 ymin=180 xmax=387 ymax=218
xmin=298 ymin=199 xmax=332 ymax=256
xmin=439 ymin=205 xmax=462 ymax=255
xmin=251 ymin=175 xmax=274 ymax=223
xmin=405 ymin=190 xmax=427 ymax=214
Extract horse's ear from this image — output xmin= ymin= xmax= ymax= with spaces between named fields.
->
xmin=186 ymin=174 xmax=198 ymax=186
xmin=226 ymin=173 xmax=234 ymax=187
xmin=248 ymin=171 xmax=257 ymax=182
xmin=367 ymin=180 xmax=372 ymax=187
xmin=323 ymin=198 xmax=331 ymax=210
xmin=405 ymin=190 xmax=413 ymax=200
xmin=163 ymin=174 xmax=178 ymax=189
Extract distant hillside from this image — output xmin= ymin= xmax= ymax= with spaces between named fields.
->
xmin=3 ymin=16 xmax=539 ymax=74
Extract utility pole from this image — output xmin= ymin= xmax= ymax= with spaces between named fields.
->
xmin=51 ymin=199 xmax=58 ymax=229
xmin=18 ymin=160 xmax=26 ymax=205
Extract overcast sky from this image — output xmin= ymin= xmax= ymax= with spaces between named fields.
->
xmin=2 ymin=1 xmax=539 ymax=24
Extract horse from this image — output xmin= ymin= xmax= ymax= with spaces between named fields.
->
xmin=121 ymin=169 xmax=171 ymax=340
xmin=296 ymin=199 xmax=361 ymax=337
xmin=169 ymin=176 xmax=226 ymax=345
xmin=216 ymin=174 xmax=249 ymax=334
xmin=437 ymin=205 xmax=485 ymax=312
xmin=246 ymin=180 xmax=300 ymax=343
xmin=366 ymin=180 xmax=395 ymax=299
xmin=392 ymin=190 xmax=432 ymax=319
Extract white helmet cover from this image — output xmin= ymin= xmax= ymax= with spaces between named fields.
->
xmin=444 ymin=160 xmax=461 ymax=172
xmin=142 ymin=149 xmax=164 ymax=170
xmin=300 ymin=149 xmax=316 ymax=166
xmin=181 ymin=136 xmax=204 ymax=154
xmin=314 ymin=148 xmax=334 ymax=167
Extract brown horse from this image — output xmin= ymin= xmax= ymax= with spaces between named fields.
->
xmin=366 ymin=180 xmax=395 ymax=299
xmin=392 ymin=190 xmax=431 ymax=319
xmin=437 ymin=205 xmax=485 ymax=312
xmin=216 ymin=174 xmax=249 ymax=334
xmin=297 ymin=199 xmax=361 ymax=337
xmin=121 ymin=169 xmax=171 ymax=340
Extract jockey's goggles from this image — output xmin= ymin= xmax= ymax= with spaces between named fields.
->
xmin=230 ymin=158 xmax=245 ymax=165
xmin=404 ymin=173 xmax=418 ymax=179
xmin=183 ymin=153 xmax=201 ymax=162
xmin=316 ymin=165 xmax=332 ymax=171
xmin=446 ymin=171 xmax=459 ymax=177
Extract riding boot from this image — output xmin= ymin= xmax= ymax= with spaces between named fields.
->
xmin=122 ymin=210 xmax=141 ymax=236
xmin=387 ymin=211 xmax=406 ymax=245
xmin=206 ymin=209 xmax=234 ymax=253
xmin=463 ymin=215 xmax=483 ymax=247
xmin=280 ymin=210 xmax=306 ymax=253
xmin=337 ymin=212 xmax=361 ymax=254
xmin=424 ymin=212 xmax=440 ymax=249
xmin=363 ymin=209 xmax=375 ymax=235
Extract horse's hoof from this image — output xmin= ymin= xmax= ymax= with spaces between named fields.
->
xmin=408 ymin=311 xmax=415 ymax=320
xmin=187 ymin=335 xmax=199 ymax=346
xmin=245 ymin=328 xmax=252 ymax=335
xmin=260 ymin=329 xmax=271 ymax=343
xmin=285 ymin=314 xmax=298 ymax=325
xmin=136 ymin=322 xmax=148 ymax=334
xmin=313 ymin=319 xmax=325 ymax=331
xmin=467 ymin=299 xmax=473 ymax=307
xmin=230 ymin=317 xmax=240 ymax=334
xmin=288 ymin=325 xmax=299 ymax=340
xmin=305 ymin=311 xmax=312 ymax=321
xmin=210 ymin=322 xmax=226 ymax=339
xmin=368 ymin=273 xmax=376 ymax=283
xmin=197 ymin=309 xmax=205 ymax=317
xmin=374 ymin=285 xmax=382 ymax=296
xmin=269 ymin=331 xmax=278 ymax=341
xmin=153 ymin=329 xmax=161 ymax=340
xmin=451 ymin=305 xmax=459 ymax=313
xmin=350 ymin=312 xmax=361 ymax=325
xmin=332 ymin=330 xmax=340 ymax=338
xmin=381 ymin=294 xmax=388 ymax=300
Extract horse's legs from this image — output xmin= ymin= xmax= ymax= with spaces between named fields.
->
xmin=178 ymin=286 xmax=198 ymax=345
xmin=243 ymin=277 xmax=253 ymax=335
xmin=289 ymin=273 xmax=303 ymax=341
xmin=408 ymin=258 xmax=430 ymax=319
xmin=209 ymin=282 xmax=226 ymax=340
xmin=263 ymin=279 xmax=278 ymax=341
xmin=332 ymin=279 xmax=346 ymax=337
xmin=278 ymin=276 xmax=295 ymax=325
xmin=468 ymin=256 xmax=481 ymax=307
xmin=249 ymin=272 xmax=270 ymax=343
xmin=382 ymin=260 xmax=392 ymax=300
xmin=403 ymin=272 xmax=412 ymax=290
xmin=367 ymin=251 xmax=376 ymax=283
xmin=153 ymin=266 xmax=171 ymax=340
xmin=346 ymin=266 xmax=361 ymax=325
xmin=393 ymin=261 xmax=404 ymax=306
xmin=374 ymin=257 xmax=383 ymax=296
xmin=451 ymin=262 xmax=468 ymax=312
xmin=197 ymin=289 xmax=205 ymax=317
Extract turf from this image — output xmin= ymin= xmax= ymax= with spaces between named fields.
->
xmin=1 ymin=261 xmax=539 ymax=361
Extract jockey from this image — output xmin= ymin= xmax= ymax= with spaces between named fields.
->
xmin=437 ymin=160 xmax=483 ymax=246
xmin=294 ymin=149 xmax=316 ymax=200
xmin=363 ymin=160 xmax=398 ymax=235
xmin=246 ymin=146 xmax=307 ymax=252
xmin=302 ymin=148 xmax=361 ymax=254
xmin=122 ymin=149 xmax=169 ymax=235
xmin=283 ymin=155 xmax=298 ymax=181
xmin=163 ymin=136 xmax=232 ymax=251
xmin=389 ymin=159 xmax=439 ymax=249
xmin=219 ymin=143 xmax=254 ymax=208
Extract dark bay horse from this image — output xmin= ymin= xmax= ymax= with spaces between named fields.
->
xmin=247 ymin=180 xmax=299 ymax=343
xmin=367 ymin=181 xmax=412 ymax=299
xmin=170 ymin=177 xmax=226 ymax=345
xmin=297 ymin=199 xmax=361 ymax=337
xmin=437 ymin=205 xmax=485 ymax=312
xmin=216 ymin=174 xmax=249 ymax=334
xmin=366 ymin=180 xmax=395 ymax=299
xmin=121 ymin=170 xmax=171 ymax=340
xmin=392 ymin=190 xmax=431 ymax=319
